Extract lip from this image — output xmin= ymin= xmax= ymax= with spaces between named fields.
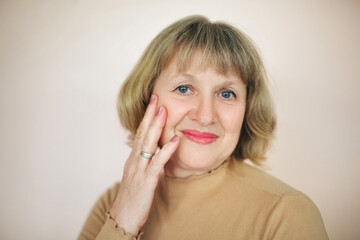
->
xmin=181 ymin=129 xmax=219 ymax=145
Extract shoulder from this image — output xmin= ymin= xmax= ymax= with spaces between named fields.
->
xmin=88 ymin=182 xmax=121 ymax=219
xmin=102 ymin=182 xmax=121 ymax=208
xmin=227 ymin=160 xmax=328 ymax=239
xmin=78 ymin=182 xmax=122 ymax=239
xmin=226 ymin=159 xmax=320 ymax=213
xmin=226 ymin=159 xmax=324 ymax=221
xmin=228 ymin=159 xmax=301 ymax=197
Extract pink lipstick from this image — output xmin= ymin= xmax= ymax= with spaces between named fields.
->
xmin=181 ymin=129 xmax=219 ymax=145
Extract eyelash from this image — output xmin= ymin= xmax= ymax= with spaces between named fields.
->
xmin=174 ymin=85 xmax=237 ymax=100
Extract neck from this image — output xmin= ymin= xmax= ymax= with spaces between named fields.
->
xmin=164 ymin=160 xmax=209 ymax=179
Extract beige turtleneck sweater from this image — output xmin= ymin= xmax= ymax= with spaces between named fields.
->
xmin=78 ymin=159 xmax=328 ymax=240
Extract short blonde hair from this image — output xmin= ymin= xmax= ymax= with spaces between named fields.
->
xmin=117 ymin=15 xmax=276 ymax=166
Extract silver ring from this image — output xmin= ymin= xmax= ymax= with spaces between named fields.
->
xmin=140 ymin=151 xmax=154 ymax=159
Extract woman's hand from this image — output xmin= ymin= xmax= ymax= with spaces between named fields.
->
xmin=109 ymin=95 xmax=179 ymax=236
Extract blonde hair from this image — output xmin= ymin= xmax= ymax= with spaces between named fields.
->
xmin=117 ymin=15 xmax=276 ymax=166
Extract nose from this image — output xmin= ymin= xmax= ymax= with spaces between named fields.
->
xmin=188 ymin=94 xmax=217 ymax=126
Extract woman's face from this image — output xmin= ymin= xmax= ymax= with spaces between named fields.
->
xmin=153 ymin=51 xmax=247 ymax=178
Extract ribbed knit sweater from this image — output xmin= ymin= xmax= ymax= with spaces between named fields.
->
xmin=79 ymin=159 xmax=328 ymax=240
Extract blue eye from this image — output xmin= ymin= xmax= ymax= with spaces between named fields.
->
xmin=177 ymin=85 xmax=190 ymax=94
xmin=220 ymin=91 xmax=234 ymax=99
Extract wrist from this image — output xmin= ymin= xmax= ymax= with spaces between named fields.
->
xmin=108 ymin=209 xmax=140 ymax=237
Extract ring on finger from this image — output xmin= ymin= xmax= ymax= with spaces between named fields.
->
xmin=140 ymin=151 xmax=155 ymax=159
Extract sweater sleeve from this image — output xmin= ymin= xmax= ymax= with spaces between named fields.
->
xmin=78 ymin=183 xmax=143 ymax=240
xmin=265 ymin=192 xmax=329 ymax=240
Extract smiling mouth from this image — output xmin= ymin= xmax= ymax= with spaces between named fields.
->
xmin=181 ymin=129 xmax=219 ymax=145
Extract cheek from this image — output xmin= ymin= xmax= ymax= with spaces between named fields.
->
xmin=220 ymin=105 xmax=245 ymax=133
xmin=158 ymin=97 xmax=190 ymax=144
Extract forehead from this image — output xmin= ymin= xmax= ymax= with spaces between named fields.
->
xmin=163 ymin=50 xmax=243 ymax=82
xmin=172 ymin=49 xmax=234 ymax=75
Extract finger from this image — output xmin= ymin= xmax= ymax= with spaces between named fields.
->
xmin=145 ymin=135 xmax=179 ymax=179
xmin=135 ymin=94 xmax=158 ymax=144
xmin=125 ymin=95 xmax=157 ymax=170
xmin=141 ymin=106 xmax=167 ymax=153
xmin=138 ymin=106 xmax=167 ymax=169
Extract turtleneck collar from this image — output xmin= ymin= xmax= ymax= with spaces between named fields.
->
xmin=157 ymin=159 xmax=231 ymax=200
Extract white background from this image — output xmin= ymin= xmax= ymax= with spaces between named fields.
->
xmin=1 ymin=0 xmax=359 ymax=239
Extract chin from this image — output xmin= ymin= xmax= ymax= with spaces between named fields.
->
xmin=171 ymin=140 xmax=221 ymax=172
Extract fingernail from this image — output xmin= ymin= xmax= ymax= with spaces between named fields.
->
xmin=156 ymin=106 xmax=163 ymax=116
xmin=150 ymin=95 xmax=155 ymax=104
xmin=170 ymin=135 xmax=178 ymax=143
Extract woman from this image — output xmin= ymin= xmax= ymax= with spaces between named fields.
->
xmin=79 ymin=15 xmax=328 ymax=239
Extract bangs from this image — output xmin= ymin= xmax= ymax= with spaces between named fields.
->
xmin=158 ymin=19 xmax=254 ymax=85
xmin=175 ymin=43 xmax=238 ymax=78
